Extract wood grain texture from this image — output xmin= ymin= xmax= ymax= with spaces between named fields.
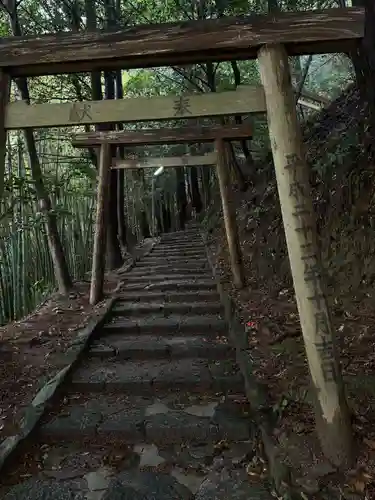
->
xmin=5 ymin=85 xmax=265 ymax=129
xmin=258 ymin=43 xmax=352 ymax=466
xmin=72 ymin=125 xmax=252 ymax=147
xmin=0 ymin=7 xmax=363 ymax=77
xmin=215 ymin=138 xmax=245 ymax=288
xmin=112 ymin=153 xmax=217 ymax=169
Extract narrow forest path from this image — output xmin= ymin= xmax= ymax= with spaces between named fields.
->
xmin=1 ymin=227 xmax=272 ymax=499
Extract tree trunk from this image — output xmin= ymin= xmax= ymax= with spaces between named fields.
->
xmin=15 ymin=79 xmax=73 ymax=294
xmin=175 ymin=167 xmax=188 ymax=230
xmin=162 ymin=202 xmax=169 ymax=233
xmin=7 ymin=8 xmax=73 ymax=295
xmin=84 ymin=0 xmax=103 ymax=166
xmin=189 ymin=166 xmax=203 ymax=213
xmin=201 ymin=166 xmax=211 ymax=208
xmin=107 ymin=166 xmax=123 ymax=269
xmin=0 ymin=71 xmax=10 ymax=201
xmin=258 ymin=43 xmax=352 ymax=467
xmin=90 ymin=0 xmax=122 ymax=270
xmin=115 ymin=70 xmax=127 ymax=249
xmin=103 ymin=72 xmax=123 ymax=269
xmin=139 ymin=209 xmax=150 ymax=239
xmin=156 ymin=201 xmax=163 ymax=235
xmin=116 ymin=165 xmax=126 ymax=251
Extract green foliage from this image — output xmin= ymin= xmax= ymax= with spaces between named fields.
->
xmin=0 ymin=132 xmax=95 ymax=325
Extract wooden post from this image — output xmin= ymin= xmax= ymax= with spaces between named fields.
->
xmin=90 ymin=143 xmax=111 ymax=305
xmin=215 ymin=138 xmax=245 ymax=288
xmin=258 ymin=44 xmax=352 ymax=466
xmin=0 ymin=70 xmax=10 ymax=201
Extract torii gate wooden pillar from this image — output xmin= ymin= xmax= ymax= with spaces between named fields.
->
xmin=72 ymin=124 xmax=251 ymax=303
xmin=258 ymin=45 xmax=352 ymax=466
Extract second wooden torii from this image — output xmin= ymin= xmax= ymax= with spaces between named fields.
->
xmin=112 ymin=152 xmax=217 ymax=169
xmin=72 ymin=124 xmax=251 ymax=304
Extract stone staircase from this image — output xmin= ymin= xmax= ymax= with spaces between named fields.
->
xmin=3 ymin=227 xmax=272 ymax=499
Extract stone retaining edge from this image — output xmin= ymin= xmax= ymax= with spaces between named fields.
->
xmin=199 ymin=228 xmax=297 ymax=498
xmin=0 ymin=237 xmax=159 ymax=474
xmin=117 ymin=237 xmax=159 ymax=277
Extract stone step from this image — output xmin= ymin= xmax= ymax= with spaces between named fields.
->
xmin=161 ymin=230 xmax=200 ymax=239
xmin=39 ymin=393 xmax=250 ymax=446
xmin=155 ymin=236 xmax=204 ymax=248
xmin=149 ymin=252 xmax=207 ymax=260
xmin=157 ymin=237 xmax=203 ymax=245
xmin=120 ymin=273 xmax=211 ymax=283
xmin=4 ymin=439 xmax=272 ymax=499
xmin=70 ymin=358 xmax=243 ymax=395
xmin=103 ymin=314 xmax=227 ymax=335
xmin=159 ymin=238 xmax=202 ymax=245
xmin=112 ymin=301 xmax=222 ymax=316
xmin=123 ymin=266 xmax=211 ymax=277
xmin=151 ymin=245 xmax=205 ymax=253
xmin=88 ymin=334 xmax=233 ymax=360
xmin=121 ymin=279 xmax=216 ymax=292
xmin=156 ymin=242 xmax=203 ymax=250
xmin=116 ymin=290 xmax=220 ymax=303
xmin=133 ymin=260 xmax=209 ymax=270
xmin=135 ymin=256 xmax=209 ymax=269
xmin=149 ymin=253 xmax=206 ymax=261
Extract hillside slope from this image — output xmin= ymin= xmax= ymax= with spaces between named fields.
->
xmin=203 ymin=84 xmax=375 ymax=497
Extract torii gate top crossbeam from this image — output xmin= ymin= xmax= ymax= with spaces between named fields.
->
xmin=72 ymin=125 xmax=252 ymax=148
xmin=0 ymin=7 xmax=363 ymax=77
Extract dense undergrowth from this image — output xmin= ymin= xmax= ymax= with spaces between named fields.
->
xmin=231 ymin=84 xmax=374 ymax=304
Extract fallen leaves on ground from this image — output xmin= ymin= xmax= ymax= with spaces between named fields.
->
xmin=205 ymin=196 xmax=375 ymax=498
xmin=0 ymin=278 xmax=118 ymax=441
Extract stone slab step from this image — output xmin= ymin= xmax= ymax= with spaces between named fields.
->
xmin=121 ymin=279 xmax=216 ymax=292
xmin=116 ymin=290 xmax=220 ymax=303
xmin=138 ymin=257 xmax=209 ymax=267
xmin=151 ymin=248 xmax=206 ymax=256
xmin=155 ymin=237 xmax=202 ymax=242
xmin=148 ymin=244 xmax=202 ymax=250
xmin=161 ymin=231 xmax=200 ymax=239
xmin=156 ymin=238 xmax=203 ymax=246
xmin=88 ymin=334 xmax=233 ymax=360
xmin=153 ymin=242 xmax=206 ymax=252
xmin=103 ymin=314 xmax=227 ymax=335
xmin=70 ymin=358 xmax=243 ymax=395
xmin=120 ymin=273 xmax=211 ymax=283
xmin=156 ymin=243 xmax=204 ymax=251
xmin=148 ymin=254 xmax=207 ymax=261
xmin=40 ymin=393 xmax=250 ymax=445
xmin=3 ymin=446 xmax=272 ymax=500
xmin=123 ymin=267 xmax=211 ymax=278
xmin=131 ymin=262 xmax=210 ymax=272
xmin=112 ymin=301 xmax=222 ymax=316
xmin=158 ymin=239 xmax=203 ymax=247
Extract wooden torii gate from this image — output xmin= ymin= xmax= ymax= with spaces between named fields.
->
xmin=72 ymin=124 xmax=251 ymax=303
xmin=0 ymin=5 xmax=364 ymax=466
xmin=0 ymin=84 xmax=262 ymax=199
xmin=112 ymin=152 xmax=217 ymax=236
xmin=111 ymin=152 xmax=216 ymax=170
